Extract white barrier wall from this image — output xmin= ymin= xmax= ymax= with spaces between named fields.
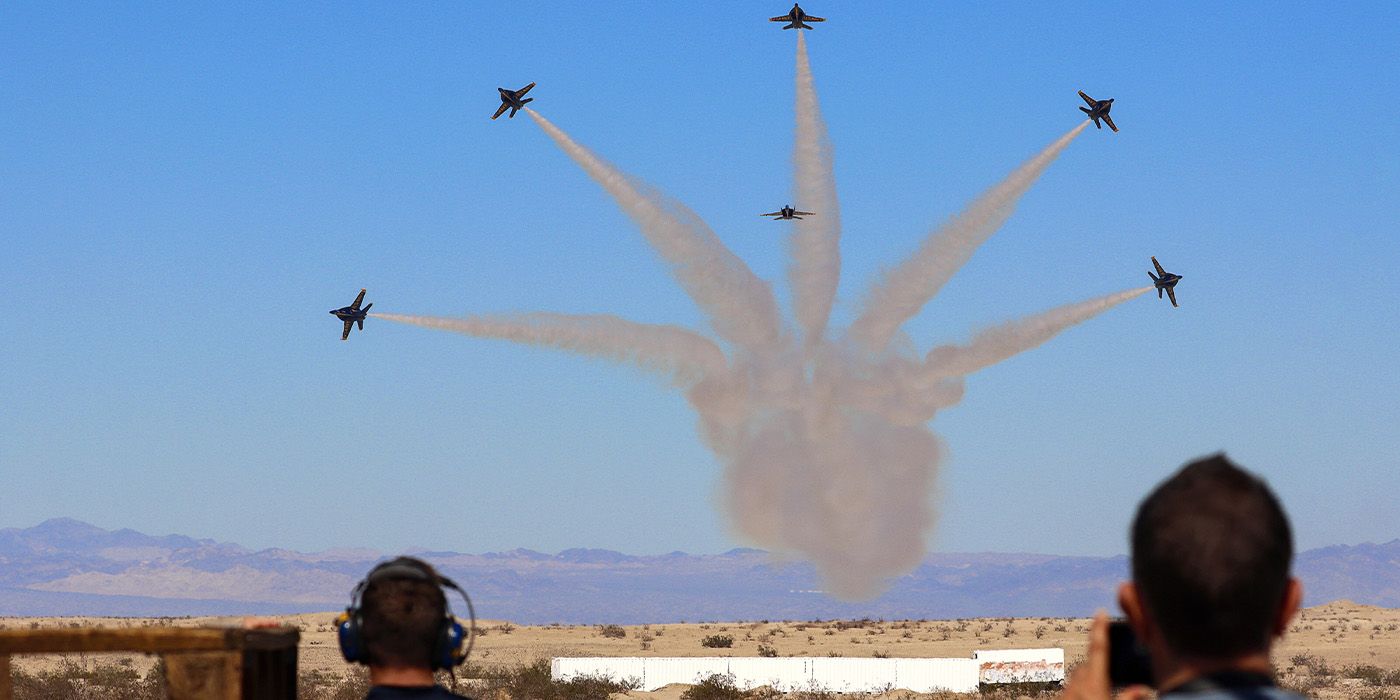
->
xmin=973 ymin=648 xmax=1066 ymax=684
xmin=552 ymin=655 xmax=982 ymax=693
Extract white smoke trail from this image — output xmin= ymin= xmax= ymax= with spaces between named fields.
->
xmin=922 ymin=286 xmax=1152 ymax=380
xmin=371 ymin=312 xmax=728 ymax=384
xmin=525 ymin=109 xmax=785 ymax=355
xmin=790 ymin=30 xmax=842 ymax=346
xmin=848 ymin=121 xmax=1091 ymax=351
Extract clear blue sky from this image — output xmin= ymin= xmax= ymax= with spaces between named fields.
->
xmin=4 ymin=1 xmax=1398 ymax=558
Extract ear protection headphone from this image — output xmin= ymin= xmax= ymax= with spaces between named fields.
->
xmin=335 ymin=556 xmax=477 ymax=670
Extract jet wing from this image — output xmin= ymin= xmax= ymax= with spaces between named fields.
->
xmin=350 ymin=289 xmax=366 ymax=311
xmin=1078 ymin=91 xmax=1096 ymax=107
xmin=1152 ymin=257 xmax=1167 ymax=277
xmin=770 ymin=13 xmax=795 ymax=22
xmin=491 ymin=102 xmax=510 ymax=120
xmin=793 ymin=210 xmax=816 ymax=216
xmin=805 ymin=15 xmax=825 ymax=22
xmin=342 ymin=320 xmax=354 ymax=341
xmin=516 ymin=82 xmax=536 ymax=97
xmin=1166 ymin=287 xmax=1178 ymax=308
xmin=1102 ymin=114 xmax=1119 ymax=132
xmin=760 ymin=211 xmax=783 ymax=217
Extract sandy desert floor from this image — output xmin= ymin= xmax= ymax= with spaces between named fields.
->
xmin=3 ymin=600 xmax=1398 ymax=697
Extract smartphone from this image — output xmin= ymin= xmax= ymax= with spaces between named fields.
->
xmin=1108 ymin=620 xmax=1153 ymax=688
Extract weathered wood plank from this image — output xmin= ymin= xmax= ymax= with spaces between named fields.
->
xmin=166 ymin=651 xmax=241 ymax=700
xmin=0 ymin=627 xmax=234 ymax=654
xmin=0 ymin=654 xmax=12 ymax=700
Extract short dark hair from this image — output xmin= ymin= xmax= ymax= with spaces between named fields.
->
xmin=360 ymin=565 xmax=448 ymax=668
xmin=1131 ymin=454 xmax=1293 ymax=658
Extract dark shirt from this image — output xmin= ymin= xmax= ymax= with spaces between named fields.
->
xmin=1162 ymin=672 xmax=1308 ymax=700
xmin=366 ymin=685 xmax=472 ymax=700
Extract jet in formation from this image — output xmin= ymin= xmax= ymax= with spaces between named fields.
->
xmin=770 ymin=3 xmax=825 ymax=30
xmin=330 ymin=289 xmax=372 ymax=340
xmin=1148 ymin=257 xmax=1182 ymax=307
xmin=1077 ymin=91 xmax=1118 ymax=132
xmin=762 ymin=205 xmax=816 ymax=220
xmin=492 ymin=82 xmax=536 ymax=120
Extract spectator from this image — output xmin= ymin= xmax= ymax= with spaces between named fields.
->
xmin=1063 ymin=454 xmax=1306 ymax=700
xmin=336 ymin=556 xmax=474 ymax=699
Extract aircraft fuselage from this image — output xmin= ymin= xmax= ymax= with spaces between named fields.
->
xmin=330 ymin=307 xmax=367 ymax=322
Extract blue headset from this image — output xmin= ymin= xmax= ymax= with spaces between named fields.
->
xmin=335 ymin=557 xmax=477 ymax=670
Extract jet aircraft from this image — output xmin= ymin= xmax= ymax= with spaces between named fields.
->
xmin=761 ymin=205 xmax=816 ymax=220
xmin=1148 ymin=257 xmax=1182 ymax=307
xmin=492 ymin=82 xmax=536 ymax=120
xmin=770 ymin=3 xmax=825 ymax=30
xmin=1077 ymin=91 xmax=1118 ymax=132
xmin=330 ymin=289 xmax=372 ymax=340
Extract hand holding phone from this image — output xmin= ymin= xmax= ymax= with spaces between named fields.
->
xmin=1108 ymin=620 xmax=1153 ymax=688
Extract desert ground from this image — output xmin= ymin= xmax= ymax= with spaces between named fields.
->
xmin=3 ymin=601 xmax=1398 ymax=697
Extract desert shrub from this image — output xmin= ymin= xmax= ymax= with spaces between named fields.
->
xmin=299 ymin=667 xmax=372 ymax=700
xmin=701 ymin=634 xmax=734 ymax=648
xmin=682 ymin=674 xmax=748 ymax=700
xmin=10 ymin=659 xmax=167 ymax=700
xmin=1354 ymin=689 xmax=1396 ymax=700
xmin=872 ymin=650 xmax=890 ymax=658
xmin=757 ymin=644 xmax=778 ymax=657
xmin=495 ymin=622 xmax=515 ymax=634
xmin=465 ymin=658 xmax=638 ymax=700
xmin=597 ymin=624 xmax=626 ymax=639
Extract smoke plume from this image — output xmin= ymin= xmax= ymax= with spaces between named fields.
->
xmin=922 ymin=286 xmax=1152 ymax=381
xmin=386 ymin=62 xmax=1127 ymax=596
xmin=789 ymin=30 xmax=842 ymax=346
xmin=848 ymin=121 xmax=1090 ymax=351
xmin=526 ymin=109 xmax=784 ymax=356
xmin=370 ymin=312 xmax=727 ymax=384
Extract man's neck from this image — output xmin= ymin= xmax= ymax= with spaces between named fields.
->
xmin=1156 ymin=652 xmax=1275 ymax=693
xmin=370 ymin=665 xmax=437 ymax=687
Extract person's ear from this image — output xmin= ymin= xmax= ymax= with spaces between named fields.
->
xmin=1273 ymin=577 xmax=1303 ymax=637
xmin=1118 ymin=581 xmax=1152 ymax=642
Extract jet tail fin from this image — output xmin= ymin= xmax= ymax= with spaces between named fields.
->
xmin=362 ymin=303 xmax=372 ymax=313
xmin=1079 ymin=106 xmax=1091 ymax=115
xmin=521 ymin=97 xmax=533 ymax=106
xmin=357 ymin=318 xmax=364 ymax=331
xmin=1148 ymin=271 xmax=1160 ymax=283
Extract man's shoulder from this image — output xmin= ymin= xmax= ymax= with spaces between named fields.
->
xmin=1164 ymin=686 xmax=1310 ymax=700
xmin=366 ymin=685 xmax=472 ymax=700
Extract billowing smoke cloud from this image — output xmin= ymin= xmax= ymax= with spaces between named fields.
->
xmin=848 ymin=121 xmax=1091 ymax=352
xmin=789 ymin=30 xmax=842 ymax=346
xmin=370 ymin=312 xmax=727 ymax=384
xmin=386 ymin=66 xmax=1128 ymax=597
xmin=922 ymin=286 xmax=1152 ymax=381
xmin=526 ymin=109 xmax=784 ymax=356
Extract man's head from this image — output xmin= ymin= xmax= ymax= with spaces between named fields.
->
xmin=358 ymin=557 xmax=450 ymax=669
xmin=1121 ymin=454 xmax=1300 ymax=661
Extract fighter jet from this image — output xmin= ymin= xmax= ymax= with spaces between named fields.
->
xmin=770 ymin=3 xmax=825 ymax=30
xmin=330 ymin=289 xmax=372 ymax=340
xmin=761 ymin=205 xmax=816 ymax=220
xmin=1077 ymin=91 xmax=1118 ymax=132
xmin=492 ymin=82 xmax=536 ymax=120
xmin=1148 ymin=257 xmax=1182 ymax=307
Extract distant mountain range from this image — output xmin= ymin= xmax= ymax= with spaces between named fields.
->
xmin=2 ymin=519 xmax=1397 ymax=623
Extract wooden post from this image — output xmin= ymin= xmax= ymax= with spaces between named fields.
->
xmin=165 ymin=650 xmax=242 ymax=700
xmin=0 ymin=653 xmax=12 ymax=700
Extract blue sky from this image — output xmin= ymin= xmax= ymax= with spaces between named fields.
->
xmin=3 ymin=1 xmax=1398 ymax=558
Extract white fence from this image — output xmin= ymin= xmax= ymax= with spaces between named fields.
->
xmin=552 ymin=655 xmax=985 ymax=693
